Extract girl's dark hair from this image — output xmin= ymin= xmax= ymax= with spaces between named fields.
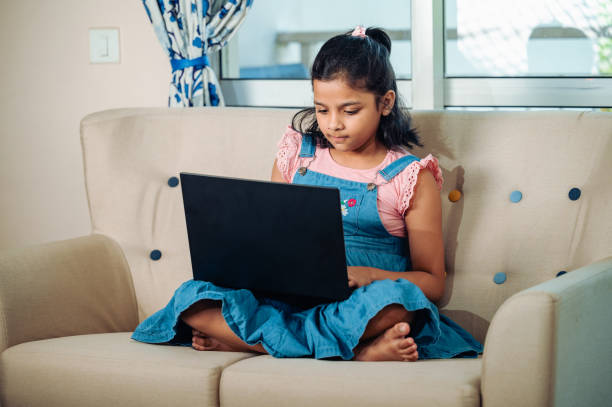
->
xmin=292 ymin=27 xmax=421 ymax=150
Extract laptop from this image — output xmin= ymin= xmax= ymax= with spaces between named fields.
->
xmin=179 ymin=172 xmax=352 ymax=309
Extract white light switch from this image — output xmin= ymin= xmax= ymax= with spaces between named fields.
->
xmin=89 ymin=28 xmax=120 ymax=63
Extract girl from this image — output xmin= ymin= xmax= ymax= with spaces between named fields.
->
xmin=132 ymin=26 xmax=483 ymax=361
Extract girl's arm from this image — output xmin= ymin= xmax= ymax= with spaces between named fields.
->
xmin=271 ymin=159 xmax=287 ymax=183
xmin=348 ymin=170 xmax=446 ymax=303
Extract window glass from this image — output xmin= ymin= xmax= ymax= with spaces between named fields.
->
xmin=445 ymin=0 xmax=612 ymax=77
xmin=222 ymin=0 xmax=412 ymax=79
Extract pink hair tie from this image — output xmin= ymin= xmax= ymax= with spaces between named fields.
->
xmin=351 ymin=25 xmax=367 ymax=39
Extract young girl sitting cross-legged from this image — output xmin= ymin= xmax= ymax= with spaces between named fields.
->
xmin=132 ymin=26 xmax=483 ymax=361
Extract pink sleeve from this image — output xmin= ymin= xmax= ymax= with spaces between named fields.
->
xmin=398 ymin=154 xmax=444 ymax=215
xmin=276 ymin=126 xmax=303 ymax=183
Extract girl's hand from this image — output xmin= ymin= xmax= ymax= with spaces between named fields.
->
xmin=347 ymin=266 xmax=377 ymax=288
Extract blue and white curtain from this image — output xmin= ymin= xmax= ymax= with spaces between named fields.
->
xmin=143 ymin=0 xmax=253 ymax=107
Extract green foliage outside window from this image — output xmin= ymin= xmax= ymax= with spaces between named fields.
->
xmin=598 ymin=0 xmax=612 ymax=75
xmin=598 ymin=1 xmax=611 ymax=111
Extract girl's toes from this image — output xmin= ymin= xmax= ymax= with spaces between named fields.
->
xmin=192 ymin=335 xmax=214 ymax=349
xmin=400 ymin=344 xmax=418 ymax=356
xmin=192 ymin=342 xmax=206 ymax=351
xmin=403 ymin=350 xmax=418 ymax=361
xmin=398 ymin=337 xmax=415 ymax=350
xmin=192 ymin=339 xmax=206 ymax=351
xmin=393 ymin=322 xmax=411 ymax=337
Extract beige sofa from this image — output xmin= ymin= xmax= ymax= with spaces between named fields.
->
xmin=1 ymin=107 xmax=611 ymax=407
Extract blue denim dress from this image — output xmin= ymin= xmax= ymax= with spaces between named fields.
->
xmin=132 ymin=135 xmax=483 ymax=360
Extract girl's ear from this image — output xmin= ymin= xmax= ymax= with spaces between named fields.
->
xmin=381 ymin=90 xmax=396 ymax=116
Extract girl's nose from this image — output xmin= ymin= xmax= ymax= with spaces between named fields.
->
xmin=327 ymin=114 xmax=342 ymax=131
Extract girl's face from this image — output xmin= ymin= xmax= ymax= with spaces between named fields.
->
xmin=313 ymin=78 xmax=394 ymax=153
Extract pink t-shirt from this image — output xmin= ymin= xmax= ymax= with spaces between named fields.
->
xmin=276 ymin=126 xmax=444 ymax=238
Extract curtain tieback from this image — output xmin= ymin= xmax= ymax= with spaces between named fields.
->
xmin=170 ymin=55 xmax=210 ymax=72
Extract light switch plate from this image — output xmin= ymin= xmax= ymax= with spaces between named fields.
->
xmin=89 ymin=28 xmax=120 ymax=63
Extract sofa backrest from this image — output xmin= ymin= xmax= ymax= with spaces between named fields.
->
xmin=81 ymin=107 xmax=612 ymax=343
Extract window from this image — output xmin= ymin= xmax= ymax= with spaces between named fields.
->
xmin=219 ymin=0 xmax=612 ymax=109
xmin=445 ymin=0 xmax=612 ymax=77
xmin=218 ymin=0 xmax=412 ymax=107
xmin=443 ymin=0 xmax=612 ymax=109
xmin=221 ymin=0 xmax=412 ymax=80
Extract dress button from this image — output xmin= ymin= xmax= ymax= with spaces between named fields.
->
xmin=168 ymin=177 xmax=179 ymax=187
xmin=493 ymin=272 xmax=507 ymax=284
xmin=367 ymin=183 xmax=376 ymax=191
xmin=568 ymin=188 xmax=581 ymax=201
xmin=509 ymin=190 xmax=523 ymax=203
xmin=298 ymin=167 xmax=307 ymax=176
xmin=150 ymin=250 xmax=162 ymax=261
xmin=448 ymin=189 xmax=462 ymax=202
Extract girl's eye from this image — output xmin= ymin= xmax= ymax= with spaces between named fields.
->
xmin=316 ymin=109 xmax=327 ymax=114
xmin=345 ymin=110 xmax=359 ymax=115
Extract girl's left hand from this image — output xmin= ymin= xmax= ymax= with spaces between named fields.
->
xmin=347 ymin=266 xmax=377 ymax=288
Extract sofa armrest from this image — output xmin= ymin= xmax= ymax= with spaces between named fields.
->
xmin=0 ymin=234 xmax=139 ymax=352
xmin=481 ymin=256 xmax=612 ymax=407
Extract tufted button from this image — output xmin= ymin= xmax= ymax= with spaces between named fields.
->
xmin=556 ymin=270 xmax=567 ymax=277
xmin=298 ymin=167 xmax=308 ymax=176
xmin=509 ymin=190 xmax=523 ymax=203
xmin=150 ymin=250 xmax=162 ymax=261
xmin=168 ymin=177 xmax=179 ymax=187
xmin=448 ymin=189 xmax=462 ymax=202
xmin=493 ymin=272 xmax=507 ymax=284
xmin=367 ymin=183 xmax=376 ymax=191
xmin=568 ymin=187 xmax=581 ymax=201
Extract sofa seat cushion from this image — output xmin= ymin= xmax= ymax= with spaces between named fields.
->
xmin=0 ymin=332 xmax=255 ymax=407
xmin=220 ymin=355 xmax=482 ymax=407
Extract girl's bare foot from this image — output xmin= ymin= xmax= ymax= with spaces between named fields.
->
xmin=354 ymin=322 xmax=418 ymax=361
xmin=191 ymin=329 xmax=234 ymax=351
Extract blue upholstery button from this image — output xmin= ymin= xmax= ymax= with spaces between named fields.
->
xmin=509 ymin=190 xmax=522 ymax=203
xmin=150 ymin=250 xmax=162 ymax=261
xmin=168 ymin=177 xmax=179 ymax=187
xmin=568 ymin=188 xmax=581 ymax=201
xmin=493 ymin=272 xmax=507 ymax=284
xmin=556 ymin=270 xmax=567 ymax=277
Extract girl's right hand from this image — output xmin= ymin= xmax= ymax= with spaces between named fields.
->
xmin=347 ymin=266 xmax=377 ymax=288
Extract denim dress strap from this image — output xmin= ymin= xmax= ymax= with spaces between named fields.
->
xmin=299 ymin=133 xmax=316 ymax=158
xmin=377 ymin=154 xmax=420 ymax=182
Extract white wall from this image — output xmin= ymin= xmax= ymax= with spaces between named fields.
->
xmin=0 ymin=0 xmax=170 ymax=250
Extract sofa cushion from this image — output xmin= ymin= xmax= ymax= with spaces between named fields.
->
xmin=0 ymin=332 xmax=255 ymax=407
xmin=220 ymin=355 xmax=482 ymax=407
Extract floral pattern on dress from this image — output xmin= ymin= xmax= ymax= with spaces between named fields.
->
xmin=341 ymin=198 xmax=357 ymax=216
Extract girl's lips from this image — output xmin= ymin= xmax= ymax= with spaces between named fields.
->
xmin=330 ymin=135 xmax=348 ymax=143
